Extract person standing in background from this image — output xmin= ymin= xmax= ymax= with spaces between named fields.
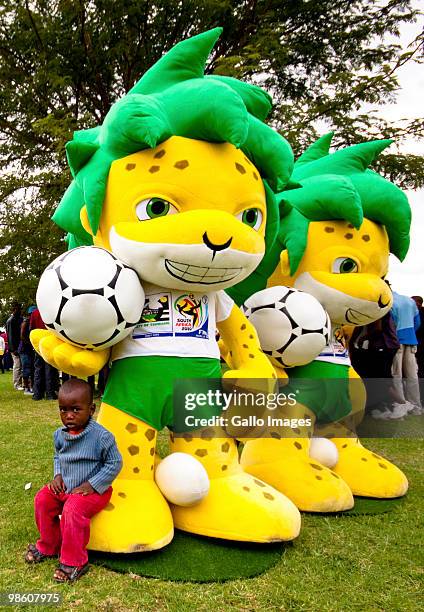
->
xmin=0 ymin=332 xmax=5 ymax=373
xmin=391 ymin=290 xmax=422 ymax=415
xmin=350 ymin=311 xmax=400 ymax=418
xmin=411 ymin=295 xmax=424 ymax=399
xmin=20 ymin=307 xmax=35 ymax=395
xmin=5 ymin=302 xmax=23 ymax=390
xmin=0 ymin=327 xmax=12 ymax=371
xmin=30 ymin=306 xmax=59 ymax=401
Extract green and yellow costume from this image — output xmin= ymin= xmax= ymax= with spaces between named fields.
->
xmin=231 ymin=134 xmax=411 ymax=512
xmin=31 ymin=29 xmax=302 ymax=552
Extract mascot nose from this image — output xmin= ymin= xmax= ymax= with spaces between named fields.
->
xmin=378 ymin=295 xmax=390 ymax=309
xmin=202 ymin=232 xmax=233 ymax=260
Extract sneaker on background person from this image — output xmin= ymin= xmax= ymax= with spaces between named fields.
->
xmin=389 ymin=403 xmax=410 ymax=419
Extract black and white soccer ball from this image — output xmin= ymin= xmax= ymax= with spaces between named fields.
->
xmin=242 ymin=286 xmax=331 ymax=368
xmin=36 ymin=246 xmax=145 ymax=351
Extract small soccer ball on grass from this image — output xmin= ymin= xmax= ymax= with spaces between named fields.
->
xmin=155 ymin=452 xmax=210 ymax=507
xmin=309 ymin=438 xmax=339 ymax=469
xmin=36 ymin=246 xmax=145 ymax=350
xmin=242 ymin=286 xmax=331 ymax=368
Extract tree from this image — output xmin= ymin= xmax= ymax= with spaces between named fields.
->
xmin=0 ymin=0 xmax=422 ymax=315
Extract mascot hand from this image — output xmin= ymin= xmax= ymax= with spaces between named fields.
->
xmin=223 ymin=351 xmax=279 ymax=395
xmin=30 ymin=329 xmax=110 ymax=378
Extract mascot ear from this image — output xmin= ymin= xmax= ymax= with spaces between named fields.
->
xmin=279 ymin=250 xmax=291 ymax=276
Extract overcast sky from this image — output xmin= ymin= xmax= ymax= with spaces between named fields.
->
xmin=362 ymin=13 xmax=423 ymax=297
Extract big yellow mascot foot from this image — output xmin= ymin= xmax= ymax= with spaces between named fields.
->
xmin=88 ymin=404 xmax=174 ymax=553
xmin=89 ymin=479 xmax=174 ymax=553
xmin=331 ymin=438 xmax=409 ymax=498
xmin=240 ymin=438 xmax=354 ymax=513
xmin=170 ymin=433 xmax=301 ymax=542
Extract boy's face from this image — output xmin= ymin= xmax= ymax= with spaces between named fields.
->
xmin=58 ymin=389 xmax=95 ymax=433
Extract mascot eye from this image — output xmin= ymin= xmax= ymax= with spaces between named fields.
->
xmin=332 ymin=257 xmax=359 ymax=274
xmin=136 ymin=197 xmax=178 ymax=220
xmin=237 ymin=208 xmax=263 ymax=230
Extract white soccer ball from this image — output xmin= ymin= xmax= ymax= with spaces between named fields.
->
xmin=155 ymin=452 xmax=210 ymax=507
xmin=309 ymin=438 xmax=339 ymax=469
xmin=243 ymin=286 xmax=331 ymax=368
xmin=36 ymin=246 xmax=145 ymax=351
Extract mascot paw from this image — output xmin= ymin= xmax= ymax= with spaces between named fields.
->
xmin=332 ymin=439 xmax=409 ymax=498
xmin=171 ymin=471 xmax=301 ymax=542
xmin=223 ymin=367 xmax=277 ymax=394
xmin=241 ymin=439 xmax=353 ymax=513
xmin=30 ymin=329 xmax=110 ymax=378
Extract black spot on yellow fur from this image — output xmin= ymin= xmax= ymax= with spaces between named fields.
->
xmin=174 ymin=160 xmax=189 ymax=170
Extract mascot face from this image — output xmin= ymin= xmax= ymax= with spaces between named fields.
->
xmin=91 ymin=136 xmax=267 ymax=291
xmin=270 ymin=218 xmax=392 ymax=325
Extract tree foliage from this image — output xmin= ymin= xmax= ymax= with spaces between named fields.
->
xmin=0 ymin=0 xmax=422 ymax=317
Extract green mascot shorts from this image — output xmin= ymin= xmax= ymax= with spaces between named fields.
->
xmin=285 ymin=360 xmax=353 ymax=423
xmin=102 ymin=355 xmax=223 ymax=431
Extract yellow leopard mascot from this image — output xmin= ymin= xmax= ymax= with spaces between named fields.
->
xmin=231 ymin=134 xmax=411 ymax=512
xmin=31 ymin=29 xmax=301 ymax=552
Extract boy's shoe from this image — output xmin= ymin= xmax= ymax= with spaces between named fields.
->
xmin=15 ymin=385 xmax=24 ymax=391
xmin=24 ymin=389 xmax=33 ymax=395
xmin=25 ymin=544 xmax=55 ymax=564
xmin=53 ymin=563 xmax=89 ymax=582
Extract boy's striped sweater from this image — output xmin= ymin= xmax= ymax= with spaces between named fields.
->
xmin=53 ymin=418 xmax=122 ymax=494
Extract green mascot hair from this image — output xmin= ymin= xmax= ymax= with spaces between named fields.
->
xmin=228 ymin=133 xmax=411 ymax=305
xmin=53 ymin=28 xmax=294 ymax=280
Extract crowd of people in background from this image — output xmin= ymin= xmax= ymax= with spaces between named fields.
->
xmin=349 ymin=286 xmax=423 ymax=420
xmin=2 ymin=289 xmax=423 ymax=421
xmin=1 ymin=302 xmax=108 ymax=400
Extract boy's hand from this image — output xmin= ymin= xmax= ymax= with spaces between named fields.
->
xmin=48 ymin=474 xmax=65 ymax=494
xmin=70 ymin=482 xmax=95 ymax=496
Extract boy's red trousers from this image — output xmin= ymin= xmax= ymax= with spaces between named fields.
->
xmin=34 ymin=485 xmax=112 ymax=566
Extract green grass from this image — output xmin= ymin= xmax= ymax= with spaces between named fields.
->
xmin=0 ymin=371 xmax=422 ymax=611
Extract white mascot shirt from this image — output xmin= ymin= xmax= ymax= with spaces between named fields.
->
xmin=112 ymin=284 xmax=234 ymax=361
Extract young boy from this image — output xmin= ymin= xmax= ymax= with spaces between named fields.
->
xmin=25 ymin=378 xmax=123 ymax=582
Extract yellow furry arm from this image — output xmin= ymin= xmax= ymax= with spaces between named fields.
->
xmin=217 ymin=305 xmax=276 ymax=379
